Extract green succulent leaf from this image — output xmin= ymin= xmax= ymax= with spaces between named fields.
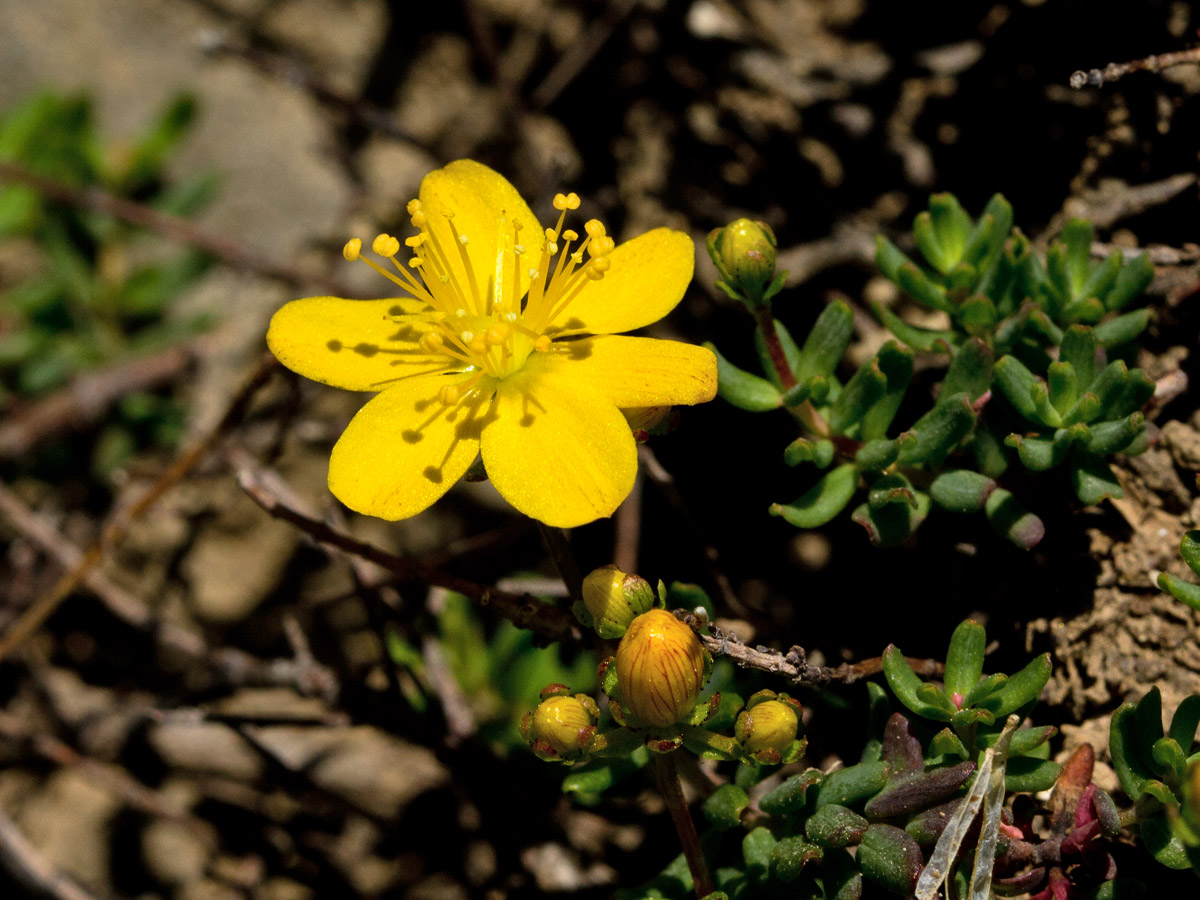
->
xmin=1060 ymin=325 xmax=1097 ymax=389
xmin=874 ymin=234 xmax=911 ymax=283
xmin=1085 ymin=412 xmax=1145 ymax=456
xmin=562 ymin=746 xmax=649 ymax=795
xmin=857 ymin=824 xmax=923 ymax=897
xmin=702 ymin=784 xmax=750 ymax=830
xmin=760 ymin=769 xmax=823 ymax=816
xmin=707 ymin=342 xmax=783 ymax=412
xmin=795 ymin=299 xmax=855 ymax=385
xmin=897 ymin=261 xmax=951 ymax=312
xmin=1007 ymin=429 xmax=1073 ymax=471
xmin=871 ymin=300 xmax=956 ymax=353
xmin=1071 ymin=454 xmax=1124 ymax=505
xmin=929 ymin=469 xmax=996 ymax=513
xmin=828 ymin=357 xmax=888 ymax=433
xmin=771 ymin=836 xmax=823 ymax=883
xmin=850 ymin=490 xmax=930 ymax=546
xmin=1141 ymin=815 xmax=1195 ymax=870
xmin=1157 ymin=572 xmax=1200 ymax=612
xmin=1169 ymin=695 xmax=1200 ymax=755
xmin=858 ymin=341 xmax=914 ymax=440
xmin=814 ymin=760 xmax=890 ymax=810
xmin=943 ymin=620 xmax=987 ymax=701
xmin=856 ymin=438 xmax=903 ymax=473
xmin=993 ymin=355 xmax=1041 ymax=424
xmin=977 ymin=652 xmax=1051 ymax=717
xmin=1003 ymin=756 xmax=1063 ymax=792
xmin=771 ymin=463 xmax=858 ymax=528
xmin=1093 ymin=308 xmax=1152 ymax=349
xmin=1105 ymin=252 xmax=1154 ymax=311
xmin=1181 ymin=532 xmax=1200 ymax=578
xmin=882 ymin=646 xmax=951 ymax=722
xmin=743 ymin=826 xmax=778 ymax=887
xmin=784 ymin=437 xmax=836 ymax=469
xmin=984 ymin=488 xmax=1045 ymax=549
xmin=896 ymin=393 xmax=976 ymax=467
xmin=1151 ymin=737 xmax=1188 ymax=781
xmin=940 ymin=338 xmax=994 ymax=403
xmin=805 ymin=804 xmax=869 ymax=849
xmin=929 ymin=728 xmax=969 ymax=759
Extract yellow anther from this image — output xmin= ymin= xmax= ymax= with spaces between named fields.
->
xmin=562 ymin=229 xmax=578 ymax=242
xmin=342 ymin=238 xmax=362 ymax=261
xmin=586 ymin=261 xmax=608 ymax=280
xmin=372 ymin=234 xmax=400 ymax=257
xmin=545 ymin=242 xmax=559 ymax=256
xmin=461 ymin=331 xmax=475 ymax=344
xmin=420 ymin=333 xmax=444 ymax=353
xmin=409 ymin=257 xmax=424 ymax=268
xmin=564 ymin=192 xmax=581 ymax=210
xmin=406 ymin=199 xmax=423 ymax=216
xmin=469 ymin=334 xmax=489 ymax=355
xmin=534 ymin=335 xmax=552 ymax=352
xmin=545 ymin=228 xmax=558 ymax=241
xmin=589 ymin=256 xmax=612 ymax=274
xmin=585 ymin=219 xmax=606 ymax=238
xmin=528 ymin=268 xmax=539 ymax=279
xmin=405 ymin=235 xmax=425 ymax=248
xmin=588 ymin=236 xmax=616 ymax=258
xmin=514 ymin=244 xmax=526 ymax=255
xmin=438 ymin=385 xmax=459 ymax=406
xmin=513 ymin=219 xmax=524 ymax=232
xmin=486 ymin=323 xmax=511 ymax=345
xmin=552 ymin=193 xmax=570 ymax=210
xmin=410 ymin=210 xmax=427 ymax=228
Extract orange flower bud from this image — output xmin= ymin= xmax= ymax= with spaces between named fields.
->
xmin=737 ymin=699 xmax=800 ymax=755
xmin=615 ymin=609 xmax=707 ymax=727
xmin=580 ymin=565 xmax=655 ymax=639
xmin=528 ymin=695 xmax=596 ymax=759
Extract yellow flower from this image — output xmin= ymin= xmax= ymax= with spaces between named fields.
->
xmin=737 ymin=699 xmax=800 ymax=755
xmin=615 ymin=608 xmax=707 ymax=727
xmin=267 ymin=160 xmax=716 ymax=528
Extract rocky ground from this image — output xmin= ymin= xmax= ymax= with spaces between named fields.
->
xmin=2 ymin=0 xmax=1200 ymax=898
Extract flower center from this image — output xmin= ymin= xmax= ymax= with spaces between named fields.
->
xmin=342 ymin=192 xmax=615 ymax=401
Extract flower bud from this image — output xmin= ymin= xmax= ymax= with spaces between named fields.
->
xmin=706 ymin=218 xmax=779 ymax=305
xmin=615 ymin=609 xmax=707 ymax=727
xmin=737 ymin=699 xmax=800 ymax=756
xmin=523 ymin=694 xmax=598 ymax=761
xmin=579 ymin=565 xmax=656 ymax=639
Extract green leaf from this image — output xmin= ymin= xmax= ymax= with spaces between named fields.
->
xmin=993 ymin=355 xmax=1040 ymax=423
xmin=897 ymin=261 xmax=950 ymax=311
xmin=1047 ymin=360 xmax=1077 ymax=414
xmin=1141 ymin=816 xmax=1194 ymax=870
xmin=813 ymin=760 xmax=890 ymax=809
xmin=1105 ymin=252 xmax=1154 ymax=311
xmin=770 ymin=464 xmax=858 ymax=528
xmin=1007 ymin=430 xmax=1073 ymax=472
xmin=1079 ymin=248 xmax=1122 ymax=307
xmin=929 ymin=728 xmax=969 ymax=759
xmin=1093 ymin=308 xmax=1152 ymax=349
xmin=963 ymin=194 xmax=1013 ymax=270
xmin=1181 ymin=532 xmax=1200 ymax=578
xmin=857 ymin=824 xmax=922 ymax=897
xmin=957 ymin=294 xmax=997 ymax=334
xmin=978 ymin=652 xmax=1051 ymax=717
xmin=984 ymin=488 xmax=1045 ymax=549
xmin=1071 ymin=454 xmax=1123 ymax=505
xmin=882 ymin=646 xmax=951 ymax=721
xmin=1109 ymin=694 xmax=1160 ymax=800
xmin=914 ymin=210 xmax=950 ymax=274
xmin=978 ymin=725 xmax=1057 ymax=756
xmin=562 ymin=746 xmax=650 ymax=795
xmin=1030 ymin=380 xmax=1063 ymax=427
xmin=944 ymin=620 xmax=987 ymax=700
xmin=702 ymin=784 xmax=750 ymax=830
xmin=1062 ymin=391 xmax=1102 ymax=427
xmin=760 ymin=769 xmax=823 ymax=816
xmin=965 ymin=672 xmax=1008 ymax=707
xmin=1082 ymin=879 xmax=1150 ymax=900
xmin=828 ymin=358 xmax=887 ymax=433
xmin=1151 ymin=737 xmax=1188 ymax=780
xmin=1061 ymin=218 xmax=1095 ymax=299
xmin=871 ymin=300 xmax=956 ymax=353
xmin=1157 ymin=573 xmax=1200 ymax=612
xmin=1086 ymin=413 xmax=1144 ymax=456
xmin=707 ymin=342 xmax=783 ymax=412
xmin=771 ymin=836 xmax=823 ymax=882
xmin=851 ymin=490 xmax=930 ymax=546
xmin=855 ymin=438 xmax=903 ymax=473
xmin=896 ymin=393 xmax=975 ymax=467
xmin=1168 ymin=695 xmax=1200 ymax=751
xmin=859 ymin=341 xmax=914 ymax=440
xmin=941 ymin=337 xmax=993 ymax=403
xmin=930 ymin=469 xmax=996 ymax=513
xmin=1061 ymin=325 xmax=1097 ymax=390
xmin=784 ymin=437 xmax=836 ymax=469
xmin=1003 ymin=756 xmax=1063 ymax=792
xmin=795 ymin=299 xmax=855 ymax=385
xmin=804 ymin=804 xmax=868 ymax=849
xmin=928 ymin=193 xmax=971 ymax=269
xmin=874 ymin=234 xmax=911 ymax=282
xmin=743 ymin=827 xmax=778 ymax=888
xmin=970 ymin=419 xmax=1010 ymax=478
xmin=754 ymin=318 xmax=803 ymax=390
xmin=867 ymin=473 xmax=917 ymax=509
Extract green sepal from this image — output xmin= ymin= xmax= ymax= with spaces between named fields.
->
xmin=770 ymin=463 xmax=858 ymax=528
xmin=944 ymin=619 xmax=987 ymax=700
xmin=1181 ymin=532 xmax=1200 ymax=578
xmin=1086 ymin=412 xmax=1144 ymax=456
xmin=851 ymin=490 xmax=930 ymax=546
xmin=856 ymin=438 xmax=903 ymax=473
xmin=804 ymin=804 xmax=869 ymax=849
xmin=1093 ymin=308 xmax=1152 ymax=349
xmin=760 ymin=769 xmax=823 ymax=816
xmin=702 ymin=784 xmax=750 ymax=831
xmin=1007 ymin=429 xmax=1073 ymax=471
xmin=1071 ymin=454 xmax=1123 ymax=505
xmin=871 ymin=300 xmax=956 ymax=353
xmin=984 ymin=487 xmax=1045 ymax=549
xmin=771 ymin=836 xmax=823 ymax=883
xmin=896 ymin=393 xmax=976 ymax=467
xmin=1003 ymin=756 xmax=1064 ymax=793
xmin=828 ymin=357 xmax=888 ymax=433
xmin=813 ymin=760 xmax=890 ymax=809
xmin=941 ymin=337 xmax=994 ymax=403
xmin=897 ymin=261 xmax=950 ymax=311
xmin=562 ymin=745 xmax=650 ymax=795
xmin=743 ymin=827 xmax=778 ymax=888
xmin=965 ymin=672 xmax=1008 ymax=707
xmin=859 ymin=341 xmax=915 ymax=440
xmin=977 ymin=652 xmax=1051 ymax=717
xmin=1141 ymin=815 xmax=1195 ymax=870
xmin=784 ymin=437 xmax=836 ymax=469
xmin=796 ymin=299 xmax=855 ymax=385
xmin=882 ymin=645 xmax=951 ymax=721
xmin=993 ymin=355 xmax=1041 ymax=424
xmin=929 ymin=728 xmax=969 ymax=759
xmin=929 ymin=469 xmax=996 ymax=513
xmin=1152 ymin=737 xmax=1188 ymax=781
xmin=1105 ymin=251 xmax=1154 ymax=311
xmin=754 ymin=318 xmax=803 ymax=390
xmin=857 ymin=824 xmax=923 ymax=897
xmin=1158 ymin=573 xmax=1200 ymax=612
xmin=707 ymin=342 xmax=783 ymax=412
xmin=1169 ymin=695 xmax=1200 ymax=751
xmin=1060 ymin=325 xmax=1097 ymax=389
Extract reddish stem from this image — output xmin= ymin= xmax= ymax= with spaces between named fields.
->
xmin=653 ymin=753 xmax=714 ymax=898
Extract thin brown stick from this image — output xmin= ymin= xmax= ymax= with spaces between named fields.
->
xmin=0 ymin=353 xmax=280 ymax=664
xmin=677 ymin=611 xmax=942 ymax=687
xmin=236 ymin=463 xmax=581 ymax=644
xmin=1070 ymin=46 xmax=1200 ymax=89
xmin=0 ymin=342 xmax=198 ymax=459
xmin=653 ymin=753 xmax=714 ymax=898
xmin=0 ymin=160 xmax=350 ymax=295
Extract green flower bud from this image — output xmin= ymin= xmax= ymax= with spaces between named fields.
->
xmin=615 ymin=609 xmax=707 ymax=728
xmin=736 ymin=692 xmax=803 ymax=764
xmin=578 ymin=565 xmax=656 ymax=638
xmin=522 ymin=693 xmax=598 ymax=762
xmin=706 ymin=218 xmax=781 ymax=305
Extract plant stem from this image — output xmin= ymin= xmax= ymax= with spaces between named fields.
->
xmin=754 ymin=307 xmax=830 ymax=438
xmin=537 ymin=521 xmax=584 ymax=605
xmin=653 ymin=752 xmax=714 ymax=898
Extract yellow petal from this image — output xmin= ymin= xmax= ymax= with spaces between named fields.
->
xmin=481 ymin=368 xmax=636 ymax=528
xmin=328 ymin=372 xmax=494 ymax=520
xmin=533 ymin=336 xmax=717 ymax=407
xmin=549 ymin=228 xmax=694 ymax=335
xmin=267 ymin=296 xmax=450 ymax=391
xmin=419 ymin=160 xmax=542 ymax=311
